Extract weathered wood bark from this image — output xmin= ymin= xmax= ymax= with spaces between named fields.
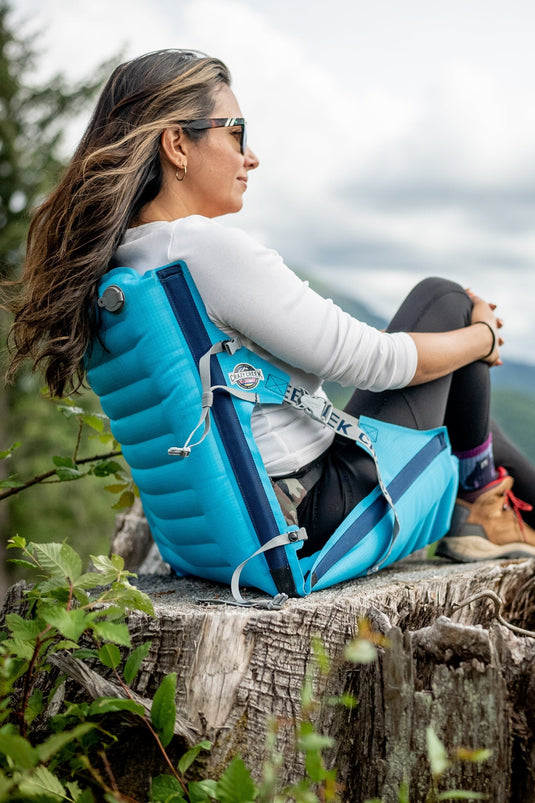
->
xmin=4 ymin=556 xmax=535 ymax=801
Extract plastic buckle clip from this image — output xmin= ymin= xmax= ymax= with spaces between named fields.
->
xmin=298 ymin=393 xmax=333 ymax=423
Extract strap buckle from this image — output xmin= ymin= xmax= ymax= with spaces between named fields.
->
xmin=295 ymin=390 xmax=333 ymax=423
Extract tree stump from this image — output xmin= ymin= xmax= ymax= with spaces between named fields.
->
xmin=5 ymin=553 xmax=535 ymax=801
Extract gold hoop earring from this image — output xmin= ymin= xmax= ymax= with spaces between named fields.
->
xmin=175 ymin=164 xmax=187 ymax=182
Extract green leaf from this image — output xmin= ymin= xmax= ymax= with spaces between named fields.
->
xmin=111 ymin=490 xmax=135 ymax=509
xmin=216 ymin=756 xmax=256 ymax=803
xmin=5 ymin=558 xmax=36 ymax=570
xmin=32 ymin=541 xmax=82 ymax=581
xmin=0 ymin=732 xmax=39 ymax=769
xmin=150 ymin=774 xmax=185 ymax=803
xmin=52 ymin=639 xmax=81 ymax=652
xmin=90 ymin=554 xmax=124 ymax=583
xmin=40 ymin=606 xmax=88 ymax=642
xmin=397 ymin=779 xmax=410 ymax=803
xmin=110 ymin=554 xmax=126 ymax=571
xmin=73 ymin=572 xmax=107 ymax=591
xmin=188 ymin=779 xmax=218 ymax=803
xmin=98 ymin=643 xmax=122 ymax=669
xmin=177 ymin=740 xmax=212 ymax=775
xmin=93 ymin=460 xmax=123 ymax=478
xmin=71 ymin=648 xmax=99 ymax=661
xmin=110 ymin=583 xmax=155 ymax=617
xmin=436 ymin=792 xmax=487 ymax=800
xmin=297 ymin=731 xmax=334 ymax=753
xmin=311 ymin=635 xmax=330 ymax=675
xmin=93 ymin=621 xmax=131 ymax=648
xmin=25 ymin=689 xmax=44 ymax=725
xmin=427 ymin=726 xmax=450 ymax=777
xmin=2 ymin=637 xmax=35 ymax=661
xmin=52 ymin=455 xmax=76 ymax=468
xmin=455 ymin=747 xmax=492 ymax=764
xmin=151 ymin=673 xmax=177 ymax=748
xmin=123 ymin=641 xmax=152 ymax=685
xmin=56 ymin=403 xmax=85 ymax=417
xmin=33 ymin=576 xmax=69 ymax=596
xmin=67 ymin=781 xmax=93 ymax=802
xmin=326 ymin=693 xmax=358 ymax=709
xmin=0 ymin=442 xmax=21 ymax=459
xmin=81 ymin=413 xmax=106 ymax=432
xmin=4 ymin=613 xmax=42 ymax=641
xmin=104 ymin=483 xmax=129 ymax=494
xmin=52 ymin=456 xmax=84 ymax=481
xmin=7 ymin=536 xmax=26 ymax=551
xmin=344 ymin=638 xmax=378 ymax=664
xmin=87 ymin=606 xmax=124 ymax=622
xmin=55 ymin=465 xmax=85 ymax=481
xmin=0 ymin=772 xmax=16 ymax=801
xmin=89 ymin=698 xmax=145 ymax=717
xmin=36 ymin=723 xmax=95 ymax=762
xmin=18 ymin=764 xmax=66 ymax=799
xmin=398 ymin=779 xmax=410 ymax=803
xmin=0 ymin=476 xmax=25 ymax=489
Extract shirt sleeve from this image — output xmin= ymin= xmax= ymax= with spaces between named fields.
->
xmin=169 ymin=217 xmax=418 ymax=391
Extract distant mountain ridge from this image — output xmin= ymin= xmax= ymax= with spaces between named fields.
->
xmin=491 ymin=359 xmax=535 ymax=398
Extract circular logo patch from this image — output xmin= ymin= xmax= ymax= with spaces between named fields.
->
xmin=229 ymin=363 xmax=265 ymax=390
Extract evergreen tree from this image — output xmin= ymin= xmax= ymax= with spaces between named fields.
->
xmin=0 ymin=0 xmax=116 ymax=599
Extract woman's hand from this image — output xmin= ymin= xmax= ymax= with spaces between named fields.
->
xmin=408 ymin=289 xmax=505 ymax=385
xmin=466 ymin=289 xmax=504 ymax=366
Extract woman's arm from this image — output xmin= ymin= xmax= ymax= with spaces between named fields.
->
xmin=408 ymin=292 xmax=502 ymax=386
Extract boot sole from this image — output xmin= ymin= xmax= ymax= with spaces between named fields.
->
xmin=435 ymin=534 xmax=535 ymax=563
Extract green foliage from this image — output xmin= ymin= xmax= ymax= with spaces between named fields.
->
xmin=151 ymin=673 xmax=178 ymax=749
xmin=0 ymin=538 xmax=493 ymax=802
xmin=1 ymin=392 xmax=136 ymax=578
xmin=424 ymin=726 xmax=491 ymax=802
xmin=0 ymin=536 xmax=155 ymax=801
xmin=0 ymin=0 xmax=120 ymax=586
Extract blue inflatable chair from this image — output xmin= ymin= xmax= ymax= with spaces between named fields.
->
xmin=87 ymin=261 xmax=458 ymax=605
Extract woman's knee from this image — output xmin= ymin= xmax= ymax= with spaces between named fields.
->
xmin=388 ymin=276 xmax=471 ymax=332
xmin=411 ymin=276 xmax=466 ymax=301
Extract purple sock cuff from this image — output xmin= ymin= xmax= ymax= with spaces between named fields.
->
xmin=453 ymin=433 xmax=492 ymax=460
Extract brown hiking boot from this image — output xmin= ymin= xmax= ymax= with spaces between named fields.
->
xmin=435 ymin=467 xmax=535 ymax=562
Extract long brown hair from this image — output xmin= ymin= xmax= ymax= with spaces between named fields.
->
xmin=4 ymin=49 xmax=231 ymax=397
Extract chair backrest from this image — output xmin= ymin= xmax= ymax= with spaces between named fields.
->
xmin=87 ymin=262 xmax=307 ymax=598
xmin=87 ymin=261 xmax=459 ymax=599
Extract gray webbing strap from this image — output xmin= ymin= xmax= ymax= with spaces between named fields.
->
xmin=197 ymin=528 xmax=307 ymax=609
xmin=172 ymin=340 xmax=401 ymax=600
xmin=230 ymin=528 xmax=307 ymax=605
xmin=284 ymin=383 xmax=401 ymax=566
xmin=168 ymin=339 xmax=257 ymax=457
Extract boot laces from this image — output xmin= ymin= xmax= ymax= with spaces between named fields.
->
xmin=502 ymin=487 xmax=533 ymax=542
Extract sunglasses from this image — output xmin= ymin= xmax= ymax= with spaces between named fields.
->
xmin=178 ymin=117 xmax=247 ymax=155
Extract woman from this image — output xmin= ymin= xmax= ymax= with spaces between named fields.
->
xmin=5 ymin=49 xmax=535 ymax=562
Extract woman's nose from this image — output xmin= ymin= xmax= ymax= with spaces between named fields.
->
xmin=245 ymin=146 xmax=259 ymax=170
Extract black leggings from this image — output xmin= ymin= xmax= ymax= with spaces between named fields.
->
xmin=297 ymin=277 xmax=535 ymax=553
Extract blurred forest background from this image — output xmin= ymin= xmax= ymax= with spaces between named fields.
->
xmin=1 ymin=0 xmax=534 ymax=602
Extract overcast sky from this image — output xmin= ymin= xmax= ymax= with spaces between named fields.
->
xmin=11 ymin=0 xmax=535 ymax=364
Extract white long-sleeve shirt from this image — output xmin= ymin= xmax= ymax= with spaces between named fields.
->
xmin=115 ymin=215 xmax=417 ymax=476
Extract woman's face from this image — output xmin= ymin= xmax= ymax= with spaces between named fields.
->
xmin=182 ymin=84 xmax=259 ymax=218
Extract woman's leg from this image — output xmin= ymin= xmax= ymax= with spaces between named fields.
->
xmin=298 ymin=277 xmax=485 ymax=552
xmin=346 ymin=277 xmax=488 ymax=442
xmin=297 ymin=276 xmax=535 ymax=556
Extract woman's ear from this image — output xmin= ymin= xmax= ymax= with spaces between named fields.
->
xmin=160 ymin=127 xmax=188 ymax=167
